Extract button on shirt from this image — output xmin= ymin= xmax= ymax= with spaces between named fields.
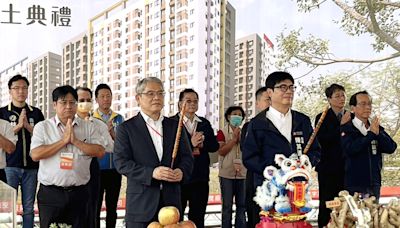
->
xmin=0 ymin=119 xmax=16 ymax=169
xmin=266 ymin=107 xmax=292 ymax=143
xmin=352 ymin=116 xmax=370 ymax=136
xmin=141 ymin=111 xmax=164 ymax=161
xmin=31 ymin=115 xmax=105 ymax=187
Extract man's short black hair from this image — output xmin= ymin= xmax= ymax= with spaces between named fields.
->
xmin=349 ymin=90 xmax=370 ymax=106
xmin=8 ymin=74 xmax=29 ymax=89
xmin=265 ymin=71 xmax=294 ymax=89
xmin=325 ymin=83 xmax=345 ymax=98
xmin=224 ymin=106 xmax=246 ymax=122
xmin=76 ymin=87 xmax=93 ymax=98
xmin=95 ymin=83 xmax=112 ymax=98
xmin=179 ymin=88 xmax=199 ymax=101
xmin=52 ymin=85 xmax=78 ymax=102
xmin=255 ymin=86 xmax=268 ymax=100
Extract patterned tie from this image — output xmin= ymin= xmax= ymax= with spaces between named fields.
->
xmin=337 ymin=112 xmax=343 ymax=122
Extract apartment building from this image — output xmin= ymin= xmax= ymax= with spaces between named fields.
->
xmin=28 ymin=52 xmax=62 ymax=118
xmin=62 ymin=32 xmax=89 ymax=88
xmin=85 ymin=0 xmax=235 ymax=130
xmin=0 ymin=57 xmax=29 ymax=107
xmin=234 ymin=33 xmax=274 ymax=121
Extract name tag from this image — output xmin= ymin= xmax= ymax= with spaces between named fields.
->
xmin=60 ymin=152 xmax=74 ymax=170
xmin=326 ymin=199 xmax=341 ymax=208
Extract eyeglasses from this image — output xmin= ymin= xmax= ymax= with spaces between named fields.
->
xmin=10 ymin=86 xmax=28 ymax=91
xmin=140 ymin=90 xmax=165 ymax=98
xmin=183 ymin=99 xmax=198 ymax=104
xmin=273 ymin=84 xmax=296 ymax=92
xmin=57 ymin=100 xmax=77 ymax=107
xmin=357 ymin=102 xmax=372 ymax=108
xmin=78 ymin=99 xmax=92 ymax=102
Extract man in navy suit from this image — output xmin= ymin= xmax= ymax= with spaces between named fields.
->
xmin=242 ymin=71 xmax=320 ymax=192
xmin=172 ymin=88 xmax=219 ymax=228
xmin=113 ymin=77 xmax=193 ymax=228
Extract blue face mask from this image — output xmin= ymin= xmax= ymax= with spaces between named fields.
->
xmin=230 ymin=115 xmax=243 ymax=127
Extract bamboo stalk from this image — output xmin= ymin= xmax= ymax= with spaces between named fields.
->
xmin=171 ymin=102 xmax=186 ymax=168
xmin=303 ymin=105 xmax=329 ymax=155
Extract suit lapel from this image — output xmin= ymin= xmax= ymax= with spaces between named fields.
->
xmin=162 ymin=118 xmax=175 ymax=166
xmin=136 ymin=114 xmax=160 ymax=162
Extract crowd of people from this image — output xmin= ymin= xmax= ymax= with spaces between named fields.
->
xmin=0 ymin=72 xmax=397 ymax=228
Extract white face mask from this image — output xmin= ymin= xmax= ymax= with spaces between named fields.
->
xmin=77 ymin=102 xmax=93 ymax=113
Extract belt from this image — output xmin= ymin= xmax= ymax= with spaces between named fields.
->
xmin=41 ymin=183 xmax=85 ymax=192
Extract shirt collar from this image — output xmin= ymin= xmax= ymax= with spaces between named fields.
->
xmin=352 ymin=116 xmax=369 ymax=135
xmin=97 ymin=108 xmax=112 ymax=117
xmin=140 ymin=110 xmax=164 ymax=124
xmin=183 ymin=114 xmax=202 ymax=123
xmin=8 ymin=102 xmax=33 ymax=112
xmin=267 ymin=106 xmax=291 ymax=119
xmin=55 ymin=115 xmax=79 ymax=127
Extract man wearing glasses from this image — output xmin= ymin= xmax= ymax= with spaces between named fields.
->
xmin=0 ymin=74 xmax=44 ymax=228
xmin=242 ymin=71 xmax=320 ymax=214
xmin=341 ymin=91 xmax=396 ymax=200
xmin=30 ymin=85 xmax=105 ymax=227
xmin=113 ymin=77 xmax=193 ymax=228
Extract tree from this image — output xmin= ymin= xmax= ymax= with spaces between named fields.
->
xmin=294 ymin=61 xmax=400 ymax=186
xmin=277 ymin=0 xmax=400 ymax=70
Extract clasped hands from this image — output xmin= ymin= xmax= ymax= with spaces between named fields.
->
xmin=152 ymin=166 xmax=183 ymax=182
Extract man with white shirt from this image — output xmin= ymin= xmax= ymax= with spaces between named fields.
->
xmin=0 ymin=119 xmax=16 ymax=183
xmin=242 ymin=71 xmax=320 ymax=193
xmin=113 ymin=77 xmax=193 ymax=228
xmin=341 ymin=91 xmax=396 ymax=200
xmin=30 ymin=85 xmax=105 ymax=227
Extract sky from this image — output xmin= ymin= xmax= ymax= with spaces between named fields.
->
xmin=0 ymin=0 xmax=396 ymax=83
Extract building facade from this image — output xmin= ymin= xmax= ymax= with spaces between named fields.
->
xmin=0 ymin=57 xmax=29 ymax=107
xmin=62 ymin=33 xmax=89 ymax=88
xmin=86 ymin=0 xmax=235 ymax=130
xmin=28 ymin=52 xmax=62 ymax=118
xmin=234 ymin=33 xmax=274 ymax=121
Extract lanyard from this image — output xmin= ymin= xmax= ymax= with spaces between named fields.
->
xmin=146 ymin=122 xmax=163 ymax=137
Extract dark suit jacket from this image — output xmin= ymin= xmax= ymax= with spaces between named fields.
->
xmin=172 ymin=114 xmax=219 ymax=183
xmin=341 ymin=120 xmax=396 ymax=189
xmin=113 ymin=113 xmax=193 ymax=223
xmin=315 ymin=108 xmax=346 ymax=175
xmin=242 ymin=108 xmax=321 ymax=188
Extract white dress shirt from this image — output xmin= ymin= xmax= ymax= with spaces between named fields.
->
xmin=31 ymin=115 xmax=105 ymax=187
xmin=141 ymin=111 xmax=164 ymax=161
xmin=0 ymin=119 xmax=17 ymax=169
xmin=183 ymin=114 xmax=202 ymax=136
xmin=352 ymin=116 xmax=370 ymax=136
xmin=266 ymin=107 xmax=292 ymax=143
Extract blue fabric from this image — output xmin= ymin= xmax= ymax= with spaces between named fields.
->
xmin=219 ymin=177 xmax=246 ymax=228
xmin=242 ymin=108 xmax=321 ymax=188
xmin=97 ymin=114 xmax=124 ymax=170
xmin=0 ymin=104 xmax=44 ymax=168
xmin=5 ymin=167 xmax=38 ymax=228
xmin=341 ymin=121 xmax=396 ymax=191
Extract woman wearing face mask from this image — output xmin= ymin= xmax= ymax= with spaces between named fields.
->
xmin=216 ymin=106 xmax=247 ymax=228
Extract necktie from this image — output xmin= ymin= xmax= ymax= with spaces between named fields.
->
xmin=337 ymin=112 xmax=342 ymax=122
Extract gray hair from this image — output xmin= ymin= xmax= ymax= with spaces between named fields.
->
xmin=135 ymin=77 xmax=164 ymax=94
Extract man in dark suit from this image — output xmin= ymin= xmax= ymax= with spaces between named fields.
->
xmin=113 ymin=77 xmax=193 ymax=228
xmin=242 ymin=72 xmax=320 ymax=193
xmin=315 ymin=84 xmax=350 ymax=228
xmin=172 ymin=88 xmax=219 ymax=228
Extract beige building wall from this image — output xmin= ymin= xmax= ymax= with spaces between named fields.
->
xmin=28 ymin=52 xmax=62 ymax=118
xmin=234 ymin=33 xmax=274 ymax=121
xmin=62 ymin=33 xmax=89 ymax=88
